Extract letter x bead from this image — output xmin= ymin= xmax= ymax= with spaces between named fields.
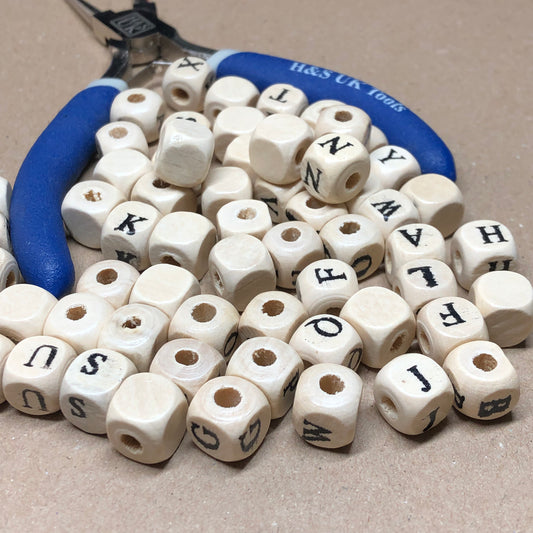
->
xmin=59 ymin=348 xmax=138 ymax=434
xmin=187 ymin=375 xmax=271 ymax=462
xmin=256 ymin=83 xmax=309 ymax=116
xmin=253 ymin=177 xmax=305 ymax=224
xmin=285 ymin=190 xmax=348 ymax=231
xmin=368 ymin=145 xmax=421 ymax=190
xmin=0 ymin=334 xmax=15 ymax=404
xmin=106 ymin=372 xmax=188 ymax=464
xmin=315 ymin=104 xmax=372 ymax=145
xmin=373 ymin=353 xmax=454 ymax=435
xmin=216 ymin=199 xmax=273 ymax=240
xmin=0 ymin=248 xmax=21 ymax=291
xmin=95 ymin=120 xmax=149 ymax=157
xmin=443 ymin=340 xmax=520 ymax=420
xmin=292 ymin=363 xmax=363 ymax=449
xmin=450 ymin=219 xmax=518 ymax=290
xmin=2 ymin=336 xmax=76 ymax=415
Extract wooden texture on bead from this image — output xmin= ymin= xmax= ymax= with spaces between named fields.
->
xmin=222 ymin=134 xmax=259 ymax=182
xmin=2 ymin=336 xmax=76 ymax=415
xmin=443 ymin=340 xmax=520 ymax=420
xmin=366 ymin=125 xmax=388 ymax=152
xmin=416 ymin=296 xmax=489 ymax=365
xmin=168 ymin=294 xmax=240 ymax=361
xmin=226 ymin=337 xmax=304 ymax=419
xmin=295 ymin=258 xmax=359 ymax=316
xmin=373 ymin=353 xmax=454 ymax=435
xmin=59 ymin=348 xmax=138 ymax=434
xmin=97 ymin=303 xmax=169 ymax=372
xmin=319 ymin=214 xmax=385 ymax=280
xmin=0 ymin=284 xmax=57 ymax=342
xmin=0 ymin=334 xmax=15 ymax=404
xmin=148 ymin=212 xmax=217 ymax=280
xmin=256 ymin=83 xmax=308 ymax=116
xmin=0 ymin=176 xmax=12 ymax=219
xmin=253 ymin=177 xmax=305 ymax=224
xmin=285 ymin=190 xmax=348 ymax=231
xmin=368 ymin=145 xmax=421 ymax=190
xmin=106 ymin=372 xmax=188 ymax=464
xmin=450 ymin=219 xmax=518 ymax=290
xmin=469 ymin=271 xmax=533 ymax=347
xmin=299 ymin=99 xmax=343 ymax=129
xmin=239 ymin=290 xmax=308 ymax=343
xmin=340 ymin=287 xmax=416 ymax=369
xmin=150 ymin=338 xmax=225 ymax=403
xmin=0 ymin=248 xmax=21 ymax=291
xmin=216 ymin=199 xmax=273 ymax=240
xmin=207 ymin=234 xmax=276 ymax=312
xmin=95 ymin=121 xmax=149 ymax=157
xmin=314 ymin=104 xmax=371 ymax=145
xmin=186 ymin=375 xmax=271 ymax=462
xmin=292 ymin=363 xmax=363 ymax=449
xmin=289 ymin=314 xmax=363 ymax=370
xmin=262 ymin=221 xmax=324 ymax=289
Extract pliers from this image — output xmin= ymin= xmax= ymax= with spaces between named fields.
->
xmin=9 ymin=0 xmax=456 ymax=298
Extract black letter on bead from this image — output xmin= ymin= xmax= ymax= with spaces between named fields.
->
xmin=260 ymin=197 xmax=279 ymax=218
xmin=439 ymin=302 xmax=466 ymax=327
xmin=176 ymin=57 xmax=204 ymax=71
xmin=80 ymin=353 xmax=109 ymax=376
xmin=314 ymin=267 xmax=348 ymax=284
xmin=115 ymin=250 xmax=138 ymax=265
xmin=190 ymin=422 xmax=220 ymax=450
xmin=476 ymin=224 xmax=508 ymax=244
xmin=302 ymin=162 xmax=322 ymax=193
xmin=488 ymin=259 xmax=512 ymax=272
xmin=305 ymin=316 xmax=343 ymax=337
xmin=23 ymin=344 xmax=58 ymax=369
xmin=370 ymin=200 xmax=402 ymax=221
xmin=239 ymin=419 xmax=261 ymax=453
xmin=398 ymin=227 xmax=423 ymax=247
xmin=223 ymin=331 xmax=238 ymax=359
xmin=478 ymin=395 xmax=512 ymax=418
xmin=69 ymin=397 xmax=87 ymax=418
xmin=378 ymin=148 xmax=406 ymax=164
xmin=285 ymin=210 xmax=297 ymax=221
xmin=351 ymin=255 xmax=372 ymax=278
xmin=114 ymin=213 xmax=148 ymax=235
xmin=268 ymin=87 xmax=289 ymax=103
xmin=422 ymin=407 xmax=439 ymax=432
xmin=21 ymin=389 xmax=48 ymax=411
xmin=302 ymin=419 xmax=332 ymax=442
xmin=452 ymin=383 xmax=465 ymax=409
xmin=348 ymin=348 xmax=363 ymax=370
xmin=318 ymin=135 xmax=353 ymax=155
xmin=283 ymin=370 xmax=300 ymax=396
xmin=406 ymin=265 xmax=438 ymax=288
xmin=406 ymin=365 xmax=432 ymax=392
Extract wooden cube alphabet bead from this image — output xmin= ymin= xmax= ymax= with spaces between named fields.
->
xmin=314 ymin=104 xmax=371 ymax=145
xmin=0 ymin=334 xmax=15 ymax=404
xmin=95 ymin=120 xmax=149 ymax=157
xmin=373 ymin=353 xmax=454 ymax=435
xmin=450 ymin=219 xmax=518 ymax=290
xmin=187 ymin=375 xmax=271 ymax=462
xmin=443 ymin=340 xmax=520 ymax=420
xmin=2 ymin=335 xmax=76 ymax=415
xmin=368 ymin=145 xmax=421 ymax=190
xmin=216 ymin=199 xmax=273 ymax=240
xmin=285 ymin=190 xmax=348 ymax=231
xmin=59 ymin=348 xmax=138 ymax=434
xmin=366 ymin=125 xmax=388 ymax=152
xmin=253 ymin=176 xmax=305 ymax=224
xmin=161 ymin=111 xmax=212 ymax=133
xmin=256 ymin=83 xmax=308 ymax=116
xmin=106 ymin=372 xmax=188 ymax=464
xmin=292 ymin=363 xmax=363 ymax=449
xmin=226 ymin=336 xmax=304 ymax=419
xmin=222 ymin=134 xmax=260 ymax=182
xmin=299 ymin=99 xmax=344 ymax=129
xmin=0 ymin=248 xmax=21 ymax=291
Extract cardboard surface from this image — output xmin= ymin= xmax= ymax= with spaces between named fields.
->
xmin=1 ymin=1 xmax=532 ymax=531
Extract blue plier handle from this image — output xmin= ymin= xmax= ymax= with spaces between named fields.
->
xmin=10 ymin=0 xmax=456 ymax=298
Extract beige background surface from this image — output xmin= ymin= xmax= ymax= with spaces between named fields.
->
xmin=0 ymin=1 xmax=532 ymax=531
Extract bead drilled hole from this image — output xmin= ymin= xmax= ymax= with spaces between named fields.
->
xmin=380 ymin=396 xmax=398 ymax=420
xmin=84 ymin=189 xmax=102 ymax=202
xmin=390 ymin=332 xmax=406 ymax=352
xmin=473 ymin=353 xmax=498 ymax=372
xmin=109 ymin=126 xmax=128 ymax=139
xmin=161 ymin=255 xmax=181 ymax=267
xmin=192 ymin=303 xmax=217 ymax=322
xmin=340 ymin=221 xmax=360 ymax=235
xmin=6 ymin=271 xmax=16 ymax=287
xmin=262 ymin=300 xmax=284 ymax=317
xmin=213 ymin=270 xmax=224 ymax=292
xmin=214 ymin=387 xmax=241 ymax=408
xmin=237 ymin=207 xmax=257 ymax=220
xmin=319 ymin=374 xmax=345 ymax=395
xmin=152 ymin=178 xmax=170 ymax=189
xmin=334 ymin=110 xmax=352 ymax=122
xmin=127 ymin=93 xmax=146 ymax=103
xmin=345 ymin=173 xmax=360 ymax=190
xmin=96 ymin=268 xmax=118 ymax=285
xmin=122 ymin=316 xmax=141 ymax=329
xmin=325 ymin=306 xmax=341 ymax=316
xmin=175 ymin=349 xmax=199 ymax=366
xmin=172 ymin=87 xmax=190 ymax=104
xmin=253 ymin=348 xmax=277 ymax=367
xmin=121 ymin=434 xmax=143 ymax=454
xmin=281 ymin=227 xmax=301 ymax=242
xmin=66 ymin=305 xmax=86 ymax=321
xmin=306 ymin=197 xmax=325 ymax=209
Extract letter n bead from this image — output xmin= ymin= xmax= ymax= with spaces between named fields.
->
xmin=292 ymin=363 xmax=363 ymax=449
xmin=373 ymin=353 xmax=454 ymax=435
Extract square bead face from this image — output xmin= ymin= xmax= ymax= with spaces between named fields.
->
xmin=368 ymin=145 xmax=421 ymax=190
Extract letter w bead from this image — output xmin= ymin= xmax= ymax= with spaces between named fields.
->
xmin=370 ymin=200 xmax=402 ymax=221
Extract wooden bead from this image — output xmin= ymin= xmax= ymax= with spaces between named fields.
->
xmin=148 ymin=212 xmax=217 ymax=280
xmin=366 ymin=125 xmax=388 ymax=152
xmin=292 ymin=363 xmax=363 ymax=448
xmin=469 ymin=271 xmax=533 ymax=347
xmin=391 ymin=258 xmax=458 ymax=313
xmin=357 ymin=188 xmax=420 ymax=238
xmin=253 ymin=177 xmax=305 ymax=224
xmin=443 ymin=340 xmax=520 ymax=420
xmin=368 ymin=145 xmax=421 ymax=190
xmin=0 ymin=284 xmax=57 ymax=342
xmin=161 ymin=56 xmax=214 ymax=112
xmin=0 ymin=213 xmax=11 ymax=251
xmin=76 ymin=260 xmax=140 ymax=309
xmin=130 ymin=171 xmax=197 ymax=216
xmin=0 ymin=175 xmax=12 ymax=219
xmin=222 ymin=134 xmax=259 ymax=181
xmin=289 ymin=314 xmax=363 ymax=370
xmin=0 ymin=334 xmax=15 ymax=404
xmin=150 ymin=338 xmax=225 ymax=403
xmin=43 ymin=292 xmax=115 ymax=353
xmin=249 ymin=113 xmax=314 ymax=185
xmin=59 ymin=348 xmax=138 ymax=434
xmin=101 ymin=200 xmax=162 ymax=271
xmin=340 ymin=286 xmax=416 ymax=369
xmin=153 ymin=118 xmax=214 ymax=188
xmin=285 ymin=190 xmax=348 ymax=231
xmin=262 ymin=221 xmax=324 ymax=289
xmin=256 ymin=83 xmax=308 ymax=116
xmin=187 ymin=375 xmax=271 ymax=462
xmin=400 ymin=173 xmax=464 ymax=237
xmin=110 ymin=87 xmax=165 ymax=143
xmin=374 ymin=353 xmax=454 ymax=435
xmin=295 ymin=258 xmax=359 ymax=316
xmin=345 ymin=166 xmax=383 ymax=214
xmin=129 ymin=264 xmax=201 ymax=318
xmin=299 ymin=99 xmax=343 ymax=129
xmin=97 ymin=303 xmax=169 ymax=372
xmin=168 ymin=294 xmax=240 ymax=361
xmin=95 ymin=121 xmax=149 ymax=157
xmin=300 ymin=133 xmax=370 ymax=204
xmin=0 ymin=248 xmax=21 ymax=291
xmin=93 ymin=148 xmax=152 ymax=197
xmin=2 ymin=335 xmax=76 ymax=415
xmin=315 ymin=104 xmax=371 ymax=145
xmin=450 ymin=219 xmax=518 ymax=290
xmin=239 ymin=291 xmax=308 ymax=343
xmin=161 ymin=111 xmax=212 ymax=133
xmin=216 ymin=199 xmax=272 ymax=240
xmin=319 ymin=214 xmax=385 ymax=280
xmin=203 ymin=76 xmax=260 ymax=123
xmin=106 ymin=372 xmax=188 ymax=464
xmin=416 ymin=296 xmax=489 ymax=365
xmin=213 ymin=105 xmax=265 ymax=162
xmin=61 ymin=180 xmax=126 ymax=249
xmin=208 ymin=234 xmax=276 ymax=312
xmin=384 ymin=223 xmax=446 ymax=284
xmin=226 ymin=337 xmax=304 ymax=419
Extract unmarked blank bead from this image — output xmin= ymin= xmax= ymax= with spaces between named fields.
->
xmin=216 ymin=199 xmax=273 ymax=240
xmin=95 ymin=121 xmax=149 ymax=157
xmin=256 ymin=83 xmax=308 ymax=116
xmin=204 ymin=76 xmax=259 ymax=123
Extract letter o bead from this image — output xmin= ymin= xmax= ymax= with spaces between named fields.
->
xmin=292 ymin=363 xmax=363 ymax=449
xmin=443 ymin=341 xmax=520 ymax=420
xmin=373 ymin=353 xmax=454 ymax=435
xmin=187 ymin=376 xmax=271 ymax=462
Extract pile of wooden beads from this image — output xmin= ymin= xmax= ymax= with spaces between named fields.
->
xmin=0 ymin=54 xmax=532 ymax=464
